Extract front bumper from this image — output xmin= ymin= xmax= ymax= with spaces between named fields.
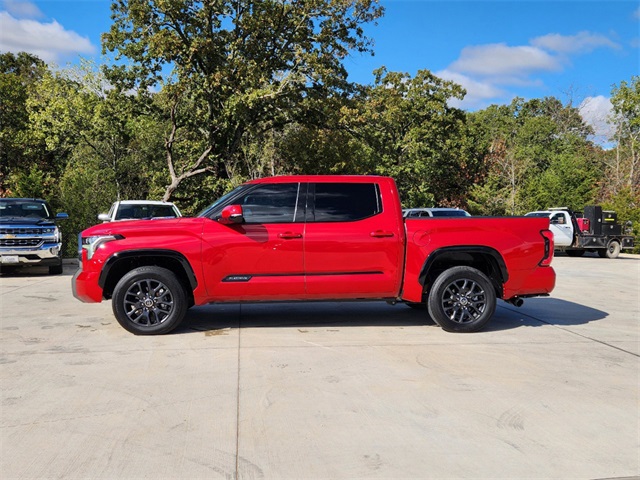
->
xmin=0 ymin=242 xmax=63 ymax=267
xmin=72 ymin=265 xmax=104 ymax=303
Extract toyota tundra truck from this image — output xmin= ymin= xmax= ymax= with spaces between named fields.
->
xmin=0 ymin=198 xmax=68 ymax=274
xmin=73 ymin=175 xmax=555 ymax=335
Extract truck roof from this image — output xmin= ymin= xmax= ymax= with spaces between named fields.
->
xmin=0 ymin=198 xmax=47 ymax=203
xmin=115 ymin=200 xmax=176 ymax=206
xmin=247 ymin=175 xmax=391 ymax=184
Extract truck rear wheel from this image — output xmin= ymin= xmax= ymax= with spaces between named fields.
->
xmin=604 ymin=240 xmax=621 ymax=259
xmin=112 ymin=266 xmax=188 ymax=335
xmin=428 ymin=266 xmax=496 ymax=333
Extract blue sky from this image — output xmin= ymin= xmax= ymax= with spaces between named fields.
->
xmin=1 ymin=0 xmax=639 ymax=141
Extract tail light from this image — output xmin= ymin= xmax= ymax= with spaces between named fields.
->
xmin=540 ymin=230 xmax=554 ymax=266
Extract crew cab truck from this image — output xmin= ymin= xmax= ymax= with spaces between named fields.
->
xmin=0 ymin=198 xmax=68 ymax=274
xmin=73 ymin=176 xmax=555 ymax=335
xmin=525 ymin=206 xmax=634 ymax=258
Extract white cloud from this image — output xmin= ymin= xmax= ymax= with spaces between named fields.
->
xmin=579 ymin=96 xmax=614 ymax=144
xmin=0 ymin=11 xmax=95 ymax=63
xmin=449 ymin=44 xmax=561 ymax=78
xmin=441 ymin=30 xmax=621 ymax=110
xmin=437 ymin=69 xmax=507 ymax=109
xmin=531 ymin=31 xmax=620 ymax=54
xmin=1 ymin=0 xmax=42 ymax=19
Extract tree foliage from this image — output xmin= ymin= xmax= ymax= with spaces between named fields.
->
xmin=1 ymin=41 xmax=638 ymax=255
xmin=0 ymin=52 xmax=48 ymax=196
xmin=606 ymin=76 xmax=639 ymax=198
xmin=102 ymin=0 xmax=384 ymax=200
xmin=467 ymin=97 xmax=598 ymax=215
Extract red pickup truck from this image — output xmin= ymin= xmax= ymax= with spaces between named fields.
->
xmin=73 ymin=175 xmax=555 ymax=335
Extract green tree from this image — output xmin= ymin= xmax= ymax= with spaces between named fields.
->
xmin=608 ymin=76 xmax=639 ymax=197
xmin=27 ymin=60 xmax=163 ymax=202
xmin=346 ymin=68 xmax=469 ymax=207
xmin=102 ymin=0 xmax=383 ymax=200
xmin=0 ymin=52 xmax=48 ymax=196
xmin=468 ymin=97 xmax=596 ymax=215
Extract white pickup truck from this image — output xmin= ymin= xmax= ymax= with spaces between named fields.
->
xmin=525 ymin=206 xmax=634 ymax=258
xmin=98 ymin=200 xmax=181 ymax=222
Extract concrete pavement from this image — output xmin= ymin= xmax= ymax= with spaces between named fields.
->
xmin=1 ymin=254 xmax=638 ymax=479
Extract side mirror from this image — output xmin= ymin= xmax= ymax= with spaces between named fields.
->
xmin=56 ymin=212 xmax=69 ymax=220
xmin=97 ymin=213 xmax=111 ymax=222
xmin=218 ymin=205 xmax=244 ymax=225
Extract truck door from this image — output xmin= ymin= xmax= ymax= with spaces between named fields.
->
xmin=549 ymin=212 xmax=573 ymax=247
xmin=303 ymin=181 xmax=404 ymax=299
xmin=200 ymin=183 xmax=306 ymax=301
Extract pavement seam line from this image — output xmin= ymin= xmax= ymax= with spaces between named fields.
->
xmin=235 ymin=303 xmax=242 ymax=480
xmin=500 ymin=304 xmax=639 ymax=358
xmin=0 ymin=279 xmax=51 ymax=296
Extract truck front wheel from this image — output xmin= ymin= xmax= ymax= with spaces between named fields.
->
xmin=112 ymin=266 xmax=188 ymax=335
xmin=428 ymin=266 xmax=496 ymax=333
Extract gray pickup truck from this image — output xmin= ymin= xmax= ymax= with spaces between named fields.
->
xmin=0 ymin=198 xmax=68 ymax=274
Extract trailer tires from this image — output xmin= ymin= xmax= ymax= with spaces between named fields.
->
xmin=604 ymin=240 xmax=621 ymax=259
xmin=428 ymin=266 xmax=496 ymax=333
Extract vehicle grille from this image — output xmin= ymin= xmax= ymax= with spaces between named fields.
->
xmin=0 ymin=227 xmax=49 ymax=235
xmin=0 ymin=238 xmax=44 ymax=247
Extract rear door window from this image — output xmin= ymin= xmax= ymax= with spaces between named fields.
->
xmin=311 ymin=183 xmax=381 ymax=222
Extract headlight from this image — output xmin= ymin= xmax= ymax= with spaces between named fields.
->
xmin=42 ymin=226 xmax=60 ymax=242
xmin=81 ymin=234 xmax=124 ymax=260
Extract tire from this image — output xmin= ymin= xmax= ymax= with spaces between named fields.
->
xmin=0 ymin=266 xmax=18 ymax=275
xmin=605 ymin=240 xmax=621 ymax=259
xmin=112 ymin=266 xmax=188 ymax=335
xmin=566 ymin=249 xmax=585 ymax=257
xmin=427 ymin=266 xmax=496 ymax=333
xmin=49 ymin=264 xmax=63 ymax=275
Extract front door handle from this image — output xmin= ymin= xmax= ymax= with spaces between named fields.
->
xmin=278 ymin=232 xmax=303 ymax=239
xmin=370 ymin=230 xmax=394 ymax=238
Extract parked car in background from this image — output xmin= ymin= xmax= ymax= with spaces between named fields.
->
xmin=0 ymin=198 xmax=68 ymax=274
xmin=403 ymin=208 xmax=471 ymax=218
xmin=98 ymin=200 xmax=181 ymax=222
xmin=525 ymin=206 xmax=634 ymax=258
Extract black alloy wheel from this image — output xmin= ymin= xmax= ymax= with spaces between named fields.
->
xmin=427 ymin=266 xmax=496 ymax=333
xmin=112 ymin=266 xmax=187 ymax=335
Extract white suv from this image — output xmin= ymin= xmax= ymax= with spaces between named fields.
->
xmin=403 ymin=208 xmax=470 ymax=218
xmin=98 ymin=200 xmax=181 ymax=222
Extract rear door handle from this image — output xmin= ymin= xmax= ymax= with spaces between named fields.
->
xmin=278 ymin=232 xmax=303 ymax=239
xmin=370 ymin=230 xmax=394 ymax=238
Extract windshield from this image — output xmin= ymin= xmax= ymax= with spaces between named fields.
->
xmin=430 ymin=210 xmax=470 ymax=217
xmin=116 ymin=204 xmax=178 ymax=220
xmin=0 ymin=200 xmax=52 ymax=219
xmin=197 ymin=185 xmax=247 ymax=217
xmin=525 ymin=212 xmax=551 ymax=218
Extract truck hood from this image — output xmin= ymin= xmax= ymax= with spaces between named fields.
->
xmin=81 ymin=217 xmax=204 ymax=237
xmin=0 ymin=217 xmax=57 ymax=227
